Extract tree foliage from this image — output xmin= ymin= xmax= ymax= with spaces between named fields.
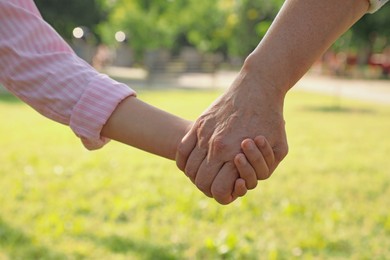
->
xmin=351 ymin=4 xmax=390 ymax=51
xmin=35 ymin=0 xmax=107 ymax=41
xmin=99 ymin=0 xmax=282 ymax=59
xmin=227 ymin=0 xmax=283 ymax=56
xmin=36 ymin=0 xmax=390 ymax=62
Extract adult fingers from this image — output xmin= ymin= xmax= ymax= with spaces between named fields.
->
xmin=194 ymin=157 xmax=224 ymax=197
xmin=176 ymin=128 xmax=197 ymax=172
xmin=270 ymin=136 xmax=289 ymax=173
xmin=185 ymin=148 xmax=208 ymax=184
xmin=210 ymin=162 xmax=240 ymax=205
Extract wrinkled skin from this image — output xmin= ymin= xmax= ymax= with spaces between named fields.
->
xmin=176 ymin=66 xmax=289 ymax=204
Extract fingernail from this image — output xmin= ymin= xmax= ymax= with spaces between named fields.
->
xmin=247 ymin=141 xmax=255 ymax=150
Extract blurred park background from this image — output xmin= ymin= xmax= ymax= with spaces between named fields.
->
xmin=1 ymin=0 xmax=390 ymax=259
xmin=35 ymin=0 xmax=390 ymax=79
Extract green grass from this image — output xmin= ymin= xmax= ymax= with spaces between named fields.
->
xmin=1 ymin=89 xmax=390 ymax=259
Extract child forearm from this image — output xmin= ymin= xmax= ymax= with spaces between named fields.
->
xmin=101 ymin=96 xmax=191 ymax=160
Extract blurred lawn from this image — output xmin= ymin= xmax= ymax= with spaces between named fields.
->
xmin=0 ymin=89 xmax=390 ymax=259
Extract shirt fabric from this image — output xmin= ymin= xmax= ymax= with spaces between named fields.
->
xmin=368 ymin=0 xmax=389 ymax=13
xmin=0 ymin=0 xmax=136 ymax=150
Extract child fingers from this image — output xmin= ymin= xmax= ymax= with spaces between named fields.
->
xmin=234 ymin=153 xmax=258 ymax=189
xmin=241 ymin=139 xmax=270 ymax=180
xmin=232 ymin=178 xmax=248 ymax=200
xmin=254 ymin=136 xmax=275 ymax=172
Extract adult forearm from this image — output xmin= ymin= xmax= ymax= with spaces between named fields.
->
xmin=245 ymin=0 xmax=369 ymax=94
xmin=101 ymin=96 xmax=191 ymax=160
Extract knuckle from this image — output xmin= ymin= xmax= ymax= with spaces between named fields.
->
xmin=280 ymin=145 xmax=289 ymax=160
xmin=218 ymin=200 xmax=231 ymax=205
xmin=185 ymin=166 xmax=197 ymax=181
xmin=211 ymin=186 xmax=230 ymax=202
xmin=212 ymin=137 xmax=227 ymax=153
xmin=186 ymin=172 xmax=196 ymax=183
xmin=214 ymin=195 xmax=232 ymax=205
xmin=197 ymin=115 xmax=208 ymax=126
xmin=176 ymin=146 xmax=187 ymax=171
xmin=195 ymin=180 xmax=210 ymax=194
xmin=248 ymin=181 xmax=258 ymax=190
xmin=176 ymin=142 xmax=186 ymax=158
xmin=196 ymin=116 xmax=211 ymax=135
xmin=258 ymin=171 xmax=272 ymax=181
xmin=214 ymin=196 xmax=230 ymax=205
xmin=274 ymin=143 xmax=289 ymax=162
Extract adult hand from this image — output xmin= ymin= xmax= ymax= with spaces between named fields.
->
xmin=176 ymin=63 xmax=289 ymax=204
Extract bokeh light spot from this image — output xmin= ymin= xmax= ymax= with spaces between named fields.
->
xmin=72 ymin=27 xmax=84 ymax=39
xmin=115 ymin=31 xmax=126 ymax=42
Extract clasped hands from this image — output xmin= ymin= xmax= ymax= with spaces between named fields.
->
xmin=176 ymin=68 xmax=289 ymax=204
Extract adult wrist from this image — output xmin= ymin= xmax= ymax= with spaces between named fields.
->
xmin=242 ymin=52 xmax=289 ymax=100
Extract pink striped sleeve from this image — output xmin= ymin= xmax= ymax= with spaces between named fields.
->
xmin=0 ymin=0 xmax=136 ymax=150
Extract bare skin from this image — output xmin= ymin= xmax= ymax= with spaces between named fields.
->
xmin=101 ymin=96 xmax=274 ymax=203
xmin=176 ymin=0 xmax=370 ymax=204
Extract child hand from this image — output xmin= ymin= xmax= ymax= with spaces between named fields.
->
xmin=212 ymin=136 xmax=275 ymax=204
xmin=233 ymin=136 xmax=275 ymax=190
xmin=180 ymin=135 xmax=275 ymax=204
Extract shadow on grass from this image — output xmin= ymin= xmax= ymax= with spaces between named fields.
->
xmin=0 ymin=216 xmax=66 ymax=260
xmin=302 ymin=105 xmax=375 ymax=114
xmin=89 ymin=234 xmax=182 ymax=260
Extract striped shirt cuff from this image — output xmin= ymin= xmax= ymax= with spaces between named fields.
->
xmin=69 ymin=74 xmax=136 ymax=150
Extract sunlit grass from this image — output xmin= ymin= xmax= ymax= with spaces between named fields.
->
xmin=0 ymin=89 xmax=390 ymax=259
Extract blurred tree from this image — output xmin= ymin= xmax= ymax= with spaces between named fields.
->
xmin=99 ymin=0 xmax=225 ymax=59
xmin=226 ymin=0 xmax=282 ymax=57
xmin=100 ymin=0 xmax=283 ymax=61
xmin=332 ymin=4 xmax=390 ymax=62
xmin=99 ymin=0 xmax=174 ymax=59
xmin=99 ymin=0 xmax=389 ymax=64
xmin=171 ymin=1 xmax=228 ymax=53
xmin=35 ymin=0 xmax=107 ymax=41
xmin=350 ymin=4 xmax=390 ymax=63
